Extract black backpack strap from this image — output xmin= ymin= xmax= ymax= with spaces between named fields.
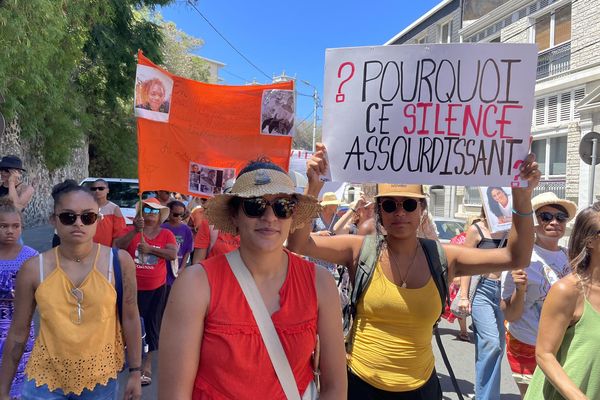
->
xmin=420 ymin=238 xmax=449 ymax=315
xmin=420 ymin=238 xmax=464 ymax=400
xmin=350 ymin=235 xmax=380 ymax=312
xmin=343 ymin=234 xmax=381 ymax=344
xmin=113 ymin=247 xmax=123 ymax=325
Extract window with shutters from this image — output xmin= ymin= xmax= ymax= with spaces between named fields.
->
xmin=534 ymin=87 xmax=584 ymax=126
xmin=547 ymin=95 xmax=558 ymax=124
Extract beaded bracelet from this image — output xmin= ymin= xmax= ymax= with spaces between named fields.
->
xmin=129 ymin=367 xmax=142 ymax=373
xmin=511 ymin=207 xmax=534 ymax=217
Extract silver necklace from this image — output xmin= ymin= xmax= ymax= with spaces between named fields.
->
xmin=387 ymin=242 xmax=420 ymax=288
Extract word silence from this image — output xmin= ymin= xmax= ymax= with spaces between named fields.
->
xmin=323 ymin=44 xmax=537 ymax=187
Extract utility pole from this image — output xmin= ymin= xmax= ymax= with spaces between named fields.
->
xmin=302 ymin=80 xmax=320 ymax=152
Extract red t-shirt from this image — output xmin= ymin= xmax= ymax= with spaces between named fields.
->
xmin=123 ymin=226 xmax=177 ymax=291
xmin=193 ymin=220 xmax=240 ymax=259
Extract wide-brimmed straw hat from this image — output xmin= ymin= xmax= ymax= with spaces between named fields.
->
xmin=205 ymin=168 xmax=320 ymax=235
xmin=374 ymin=184 xmax=427 ymax=199
xmin=531 ymin=192 xmax=577 ymax=222
xmin=320 ymin=192 xmax=341 ymax=206
xmin=136 ymin=197 xmax=170 ymax=223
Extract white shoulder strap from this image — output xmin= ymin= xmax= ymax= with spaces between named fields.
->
xmin=226 ymin=250 xmax=301 ymax=400
xmin=39 ymin=253 xmax=44 ymax=282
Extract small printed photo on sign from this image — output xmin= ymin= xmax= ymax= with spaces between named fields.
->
xmin=134 ymin=65 xmax=174 ymax=123
xmin=479 ymin=186 xmax=513 ymax=233
xmin=260 ymin=89 xmax=295 ymax=136
xmin=188 ymin=162 xmax=235 ymax=196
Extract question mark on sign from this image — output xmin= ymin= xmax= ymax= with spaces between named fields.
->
xmin=336 ymin=62 xmax=355 ymax=103
xmin=511 ymin=160 xmax=523 ymax=188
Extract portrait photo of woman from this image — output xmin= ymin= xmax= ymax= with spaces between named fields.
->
xmin=134 ymin=65 xmax=174 ymax=122
xmin=482 ymin=186 xmax=513 ymax=232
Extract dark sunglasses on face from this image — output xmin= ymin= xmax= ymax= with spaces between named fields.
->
xmin=537 ymin=211 xmax=569 ymax=223
xmin=171 ymin=212 xmax=184 ymax=218
xmin=56 ymin=212 xmax=99 ymax=226
xmin=241 ymin=197 xmax=297 ymax=219
xmin=143 ymin=207 xmax=160 ymax=215
xmin=0 ymin=168 xmax=10 ymax=173
xmin=89 ymin=187 xmax=106 ymax=192
xmin=380 ymin=198 xmax=419 ymax=213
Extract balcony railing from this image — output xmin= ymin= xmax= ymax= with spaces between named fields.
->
xmin=532 ymin=179 xmax=566 ymax=199
xmin=537 ymin=41 xmax=571 ymax=80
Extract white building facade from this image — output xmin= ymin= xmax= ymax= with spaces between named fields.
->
xmin=387 ymin=0 xmax=600 ymax=217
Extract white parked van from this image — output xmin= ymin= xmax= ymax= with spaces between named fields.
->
xmin=79 ymin=178 xmax=155 ymax=224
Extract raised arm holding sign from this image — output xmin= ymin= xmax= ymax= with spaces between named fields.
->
xmin=286 ymin=142 xmax=540 ymax=399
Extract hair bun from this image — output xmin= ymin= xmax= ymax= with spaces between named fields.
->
xmin=51 ymin=179 xmax=80 ymax=201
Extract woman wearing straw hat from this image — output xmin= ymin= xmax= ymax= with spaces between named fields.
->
xmin=158 ymin=158 xmax=347 ymax=399
xmin=0 ymin=155 xmax=34 ymax=212
xmin=287 ymin=144 xmax=541 ymax=399
xmin=524 ymin=201 xmax=600 ymax=400
xmin=115 ymin=197 xmax=177 ymax=386
xmin=501 ymin=192 xmax=577 ymax=398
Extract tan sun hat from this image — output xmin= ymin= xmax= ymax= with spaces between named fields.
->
xmin=374 ymin=184 xmax=427 ymax=199
xmin=137 ymin=197 xmax=170 ymax=223
xmin=204 ymin=168 xmax=320 ymax=235
xmin=320 ymin=192 xmax=341 ymax=206
xmin=531 ymin=192 xmax=577 ymax=222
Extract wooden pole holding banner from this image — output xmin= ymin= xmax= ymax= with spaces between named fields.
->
xmin=137 ymin=194 xmax=146 ymax=264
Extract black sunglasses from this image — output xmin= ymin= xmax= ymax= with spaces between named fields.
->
xmin=241 ymin=197 xmax=297 ymax=219
xmin=171 ymin=212 xmax=184 ymax=218
xmin=0 ymin=168 xmax=10 ymax=173
xmin=89 ymin=187 xmax=106 ymax=191
xmin=537 ymin=211 xmax=569 ymax=223
xmin=56 ymin=212 xmax=99 ymax=226
xmin=380 ymin=198 xmax=419 ymax=213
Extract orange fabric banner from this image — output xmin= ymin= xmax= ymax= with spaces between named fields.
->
xmin=135 ymin=51 xmax=294 ymax=196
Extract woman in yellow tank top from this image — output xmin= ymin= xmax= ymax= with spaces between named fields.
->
xmin=288 ymin=144 xmax=541 ymax=399
xmin=0 ymin=180 xmax=142 ymax=400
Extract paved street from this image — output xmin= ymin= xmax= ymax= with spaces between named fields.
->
xmin=22 ymin=224 xmax=520 ymax=399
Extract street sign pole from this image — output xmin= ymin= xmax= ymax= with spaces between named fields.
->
xmin=590 ymin=138 xmax=598 ymax=205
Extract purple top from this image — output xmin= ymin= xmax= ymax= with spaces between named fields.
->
xmin=0 ymin=245 xmax=38 ymax=398
xmin=160 ymin=222 xmax=194 ymax=285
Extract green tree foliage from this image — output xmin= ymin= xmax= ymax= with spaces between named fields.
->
xmin=0 ymin=0 xmax=174 ymax=176
xmin=154 ymin=14 xmax=211 ymax=82
xmin=0 ymin=0 xmax=102 ymax=169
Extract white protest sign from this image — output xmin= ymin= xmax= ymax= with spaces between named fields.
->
xmin=323 ymin=44 xmax=537 ymax=187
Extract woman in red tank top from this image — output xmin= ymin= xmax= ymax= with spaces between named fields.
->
xmin=158 ymin=159 xmax=347 ymax=399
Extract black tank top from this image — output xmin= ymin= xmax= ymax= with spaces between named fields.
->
xmin=0 ymin=185 xmax=8 ymax=198
xmin=474 ymin=223 xmax=507 ymax=249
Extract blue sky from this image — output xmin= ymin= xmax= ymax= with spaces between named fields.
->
xmin=159 ymin=0 xmax=441 ymax=123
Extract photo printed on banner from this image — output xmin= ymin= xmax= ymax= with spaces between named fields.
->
xmin=134 ymin=65 xmax=174 ymax=123
xmin=189 ymin=162 xmax=235 ymax=196
xmin=479 ymin=186 xmax=513 ymax=232
xmin=260 ymin=89 xmax=295 ymax=136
